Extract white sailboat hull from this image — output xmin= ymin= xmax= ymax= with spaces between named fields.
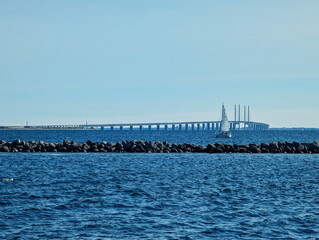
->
xmin=215 ymin=131 xmax=232 ymax=138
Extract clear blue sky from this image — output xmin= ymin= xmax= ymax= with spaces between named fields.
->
xmin=0 ymin=0 xmax=318 ymax=127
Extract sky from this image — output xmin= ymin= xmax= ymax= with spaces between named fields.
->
xmin=0 ymin=0 xmax=318 ymax=127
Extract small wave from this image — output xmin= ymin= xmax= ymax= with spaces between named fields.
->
xmin=2 ymin=178 xmax=14 ymax=182
xmin=220 ymin=188 xmax=231 ymax=192
xmin=113 ymin=203 xmax=133 ymax=208
xmin=54 ymin=204 xmax=68 ymax=210
xmin=29 ymin=195 xmax=41 ymax=199
xmin=83 ymin=224 xmax=98 ymax=228
xmin=0 ymin=200 xmax=12 ymax=205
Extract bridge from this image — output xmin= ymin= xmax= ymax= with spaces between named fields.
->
xmin=12 ymin=104 xmax=269 ymax=131
xmin=26 ymin=120 xmax=269 ymax=131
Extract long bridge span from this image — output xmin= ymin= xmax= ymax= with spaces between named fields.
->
xmin=26 ymin=120 xmax=269 ymax=131
xmin=10 ymin=105 xmax=269 ymax=131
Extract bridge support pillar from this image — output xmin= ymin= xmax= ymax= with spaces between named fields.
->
xmin=185 ymin=124 xmax=189 ymax=130
xmin=130 ymin=126 xmax=133 ymax=130
xmin=157 ymin=125 xmax=160 ymax=130
xmin=139 ymin=125 xmax=143 ymax=130
xmin=197 ymin=124 xmax=200 ymax=130
xmin=101 ymin=126 xmax=104 ymax=130
xmin=120 ymin=126 xmax=123 ymax=131
xmin=172 ymin=125 xmax=175 ymax=130
xmin=179 ymin=124 xmax=182 ymax=130
xmin=165 ymin=125 xmax=168 ymax=130
xmin=148 ymin=125 xmax=152 ymax=130
xmin=111 ymin=126 xmax=114 ymax=131
xmin=192 ymin=124 xmax=195 ymax=130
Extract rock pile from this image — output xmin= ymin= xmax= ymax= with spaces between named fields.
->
xmin=0 ymin=139 xmax=319 ymax=153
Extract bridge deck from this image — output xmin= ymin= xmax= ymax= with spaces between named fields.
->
xmin=25 ymin=120 xmax=269 ymax=130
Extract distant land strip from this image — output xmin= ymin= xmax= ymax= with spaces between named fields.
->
xmin=1 ymin=140 xmax=319 ymax=154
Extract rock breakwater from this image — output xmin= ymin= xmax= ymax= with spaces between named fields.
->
xmin=0 ymin=139 xmax=319 ymax=153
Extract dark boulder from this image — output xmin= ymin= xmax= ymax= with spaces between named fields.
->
xmin=0 ymin=146 xmax=10 ymax=152
xmin=224 ymin=144 xmax=234 ymax=153
xmin=206 ymin=144 xmax=216 ymax=152
xmin=215 ymin=143 xmax=225 ymax=150
xmin=63 ymin=139 xmax=71 ymax=147
xmin=163 ymin=141 xmax=170 ymax=148
xmin=115 ymin=142 xmax=124 ymax=151
xmin=249 ymin=145 xmax=261 ymax=153
xmin=304 ymin=142 xmax=319 ymax=152
xmin=269 ymin=142 xmax=278 ymax=149
xmin=278 ymin=141 xmax=286 ymax=147
xmin=155 ymin=141 xmax=164 ymax=150
xmin=292 ymin=142 xmax=300 ymax=148
xmin=86 ymin=140 xmax=93 ymax=146
xmin=82 ymin=143 xmax=90 ymax=151
xmin=12 ymin=139 xmax=21 ymax=146
xmin=261 ymin=148 xmax=269 ymax=153
xmin=296 ymin=143 xmax=305 ymax=152
xmin=238 ymin=147 xmax=248 ymax=153
xmin=195 ymin=145 xmax=206 ymax=153
xmin=214 ymin=147 xmax=224 ymax=153
xmin=284 ymin=145 xmax=294 ymax=153
xmin=184 ymin=147 xmax=192 ymax=153
xmin=260 ymin=143 xmax=269 ymax=149
xmin=11 ymin=148 xmax=19 ymax=153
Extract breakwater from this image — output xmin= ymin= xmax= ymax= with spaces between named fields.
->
xmin=0 ymin=139 xmax=319 ymax=153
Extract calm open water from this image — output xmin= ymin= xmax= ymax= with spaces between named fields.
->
xmin=1 ymin=130 xmax=319 ymax=239
xmin=0 ymin=129 xmax=319 ymax=145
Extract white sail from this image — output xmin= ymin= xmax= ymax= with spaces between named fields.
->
xmin=221 ymin=104 xmax=230 ymax=132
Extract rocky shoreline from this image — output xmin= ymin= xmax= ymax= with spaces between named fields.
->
xmin=0 ymin=139 xmax=319 ymax=153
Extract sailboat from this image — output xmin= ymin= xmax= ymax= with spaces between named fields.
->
xmin=215 ymin=104 xmax=232 ymax=138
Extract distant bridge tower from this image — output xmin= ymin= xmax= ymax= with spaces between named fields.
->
xmin=234 ymin=104 xmax=253 ymax=130
xmin=234 ymin=104 xmax=237 ymax=130
xmin=244 ymin=106 xmax=246 ymax=130
xmin=248 ymin=105 xmax=250 ymax=129
xmin=238 ymin=104 xmax=241 ymax=129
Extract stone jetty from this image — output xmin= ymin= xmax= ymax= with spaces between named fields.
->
xmin=0 ymin=139 xmax=319 ymax=153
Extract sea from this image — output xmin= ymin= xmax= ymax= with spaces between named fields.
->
xmin=1 ymin=130 xmax=319 ymax=239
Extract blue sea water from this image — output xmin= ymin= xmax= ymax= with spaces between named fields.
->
xmin=0 ymin=129 xmax=319 ymax=145
xmin=1 ymin=130 xmax=319 ymax=239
